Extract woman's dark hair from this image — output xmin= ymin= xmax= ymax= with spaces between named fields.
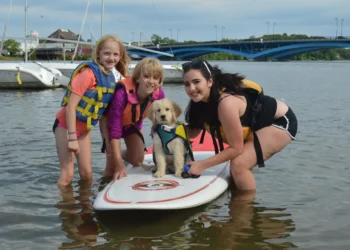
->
xmin=182 ymin=60 xmax=245 ymax=129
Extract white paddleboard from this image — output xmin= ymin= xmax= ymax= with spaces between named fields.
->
xmin=93 ymin=151 xmax=230 ymax=210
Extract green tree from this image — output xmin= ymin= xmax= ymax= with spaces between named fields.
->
xmin=151 ymin=34 xmax=162 ymax=45
xmin=3 ymin=39 xmax=22 ymax=55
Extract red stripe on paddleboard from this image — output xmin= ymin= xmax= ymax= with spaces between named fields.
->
xmin=103 ymin=183 xmax=132 ymax=204
xmin=136 ymin=177 xmax=218 ymax=204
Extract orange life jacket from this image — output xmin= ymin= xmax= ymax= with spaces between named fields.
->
xmin=118 ymin=77 xmax=161 ymax=127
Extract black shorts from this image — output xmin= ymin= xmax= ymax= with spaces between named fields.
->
xmin=52 ymin=119 xmax=59 ymax=134
xmin=271 ymin=107 xmax=297 ymax=139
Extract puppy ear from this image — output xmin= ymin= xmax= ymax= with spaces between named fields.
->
xmin=146 ymin=103 xmax=156 ymax=123
xmin=172 ymin=101 xmax=182 ymax=120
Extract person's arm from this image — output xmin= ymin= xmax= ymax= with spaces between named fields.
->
xmin=185 ymin=126 xmax=202 ymax=139
xmin=100 ymin=114 xmax=109 ymax=140
xmin=66 ymin=93 xmax=81 ymax=153
xmin=108 ymin=87 xmax=128 ymax=179
xmin=66 ymin=69 xmax=95 ymax=153
xmin=99 ymin=114 xmax=111 ymax=154
xmin=110 ymin=138 xmax=127 ymax=179
xmin=199 ymin=96 xmax=244 ymax=169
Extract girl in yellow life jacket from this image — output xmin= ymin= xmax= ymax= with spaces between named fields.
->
xmin=182 ymin=60 xmax=298 ymax=191
xmin=53 ymin=34 xmax=130 ymax=189
xmin=99 ymin=57 xmax=165 ymax=181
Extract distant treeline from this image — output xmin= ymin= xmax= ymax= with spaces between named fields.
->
xmin=150 ymin=33 xmax=350 ymax=61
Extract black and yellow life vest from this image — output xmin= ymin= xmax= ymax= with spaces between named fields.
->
xmin=153 ymin=122 xmax=194 ymax=158
xmin=202 ymin=79 xmax=266 ymax=167
xmin=152 ymin=121 xmax=194 ymax=165
xmin=61 ymin=62 xmax=116 ymax=130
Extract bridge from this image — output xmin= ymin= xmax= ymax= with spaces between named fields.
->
xmin=127 ymin=38 xmax=350 ymax=60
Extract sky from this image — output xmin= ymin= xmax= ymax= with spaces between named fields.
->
xmin=0 ymin=0 xmax=349 ymax=44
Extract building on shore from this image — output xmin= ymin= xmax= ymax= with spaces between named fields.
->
xmin=35 ymin=29 xmax=93 ymax=60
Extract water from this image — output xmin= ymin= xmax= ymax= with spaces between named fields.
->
xmin=1 ymin=61 xmax=350 ymax=249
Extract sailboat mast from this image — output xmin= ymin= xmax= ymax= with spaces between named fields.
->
xmin=24 ymin=0 xmax=28 ymax=62
xmin=71 ymin=0 xmax=91 ymax=62
xmin=0 ymin=0 xmax=13 ymax=57
xmin=101 ymin=0 xmax=104 ymax=37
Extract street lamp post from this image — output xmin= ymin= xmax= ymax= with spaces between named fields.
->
xmin=177 ymin=29 xmax=180 ymax=43
xmin=101 ymin=0 xmax=104 ymax=37
xmin=214 ymin=25 xmax=218 ymax=41
xmin=335 ymin=17 xmax=338 ymax=38
xmin=169 ymin=29 xmax=172 ymax=40
xmin=273 ymin=22 xmax=276 ymax=36
xmin=139 ymin=32 xmax=143 ymax=46
xmin=25 ymin=0 xmax=28 ymax=62
xmin=221 ymin=26 xmax=225 ymax=40
xmin=340 ymin=18 xmax=344 ymax=36
xmin=266 ymin=21 xmax=270 ymax=35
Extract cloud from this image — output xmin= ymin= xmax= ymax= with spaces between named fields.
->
xmin=0 ymin=0 xmax=348 ymax=43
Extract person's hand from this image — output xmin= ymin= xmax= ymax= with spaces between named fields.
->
xmin=184 ymin=160 xmax=205 ymax=176
xmin=68 ymin=140 xmax=80 ymax=154
xmin=113 ymin=163 xmax=128 ymax=180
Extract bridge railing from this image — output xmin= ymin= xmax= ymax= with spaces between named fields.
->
xmin=142 ymin=37 xmax=350 ymax=49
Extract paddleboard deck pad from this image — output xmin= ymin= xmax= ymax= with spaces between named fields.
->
xmin=93 ymin=133 xmax=230 ymax=210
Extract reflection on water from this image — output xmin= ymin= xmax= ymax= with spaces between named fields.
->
xmin=61 ymin=188 xmax=296 ymax=249
xmin=183 ymin=189 xmax=296 ymax=250
xmin=55 ymin=181 xmax=99 ymax=249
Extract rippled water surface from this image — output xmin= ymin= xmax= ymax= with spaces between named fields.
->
xmin=1 ymin=61 xmax=350 ymax=250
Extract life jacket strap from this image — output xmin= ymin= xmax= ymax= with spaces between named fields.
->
xmin=253 ymin=131 xmax=265 ymax=167
xmin=87 ymin=116 xmax=92 ymax=131
xmin=96 ymin=86 xmax=115 ymax=100
xmin=199 ymin=129 xmax=206 ymax=144
xmin=251 ymin=95 xmax=265 ymax=167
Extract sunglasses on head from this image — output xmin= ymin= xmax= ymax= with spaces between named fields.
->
xmin=181 ymin=60 xmax=211 ymax=76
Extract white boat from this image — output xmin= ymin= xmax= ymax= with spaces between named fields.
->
xmin=130 ymin=63 xmax=183 ymax=83
xmin=41 ymin=62 xmax=183 ymax=85
xmin=0 ymin=62 xmax=69 ymax=89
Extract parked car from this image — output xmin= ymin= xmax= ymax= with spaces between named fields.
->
xmin=1 ymin=49 xmax=9 ymax=56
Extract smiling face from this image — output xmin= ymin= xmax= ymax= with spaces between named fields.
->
xmin=98 ymin=39 xmax=121 ymax=71
xmin=137 ymin=67 xmax=162 ymax=95
xmin=183 ymin=69 xmax=212 ymax=103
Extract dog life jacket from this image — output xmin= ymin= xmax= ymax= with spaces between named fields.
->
xmin=153 ymin=121 xmax=194 ymax=162
xmin=201 ymin=79 xmax=266 ymax=167
xmin=61 ymin=62 xmax=116 ymax=130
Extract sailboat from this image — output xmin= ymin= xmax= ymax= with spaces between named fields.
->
xmin=40 ymin=0 xmax=182 ymax=86
xmin=0 ymin=0 xmax=69 ymax=89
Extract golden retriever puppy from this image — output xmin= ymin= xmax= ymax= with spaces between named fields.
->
xmin=140 ymin=98 xmax=192 ymax=178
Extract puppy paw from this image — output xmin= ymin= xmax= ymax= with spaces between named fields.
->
xmin=175 ymin=171 xmax=182 ymax=178
xmin=154 ymin=171 xmax=165 ymax=178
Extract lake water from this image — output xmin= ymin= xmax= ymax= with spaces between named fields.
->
xmin=1 ymin=60 xmax=349 ymax=249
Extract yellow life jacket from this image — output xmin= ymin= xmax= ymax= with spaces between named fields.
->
xmin=61 ymin=62 xmax=116 ymax=130
xmin=205 ymin=79 xmax=263 ymax=143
